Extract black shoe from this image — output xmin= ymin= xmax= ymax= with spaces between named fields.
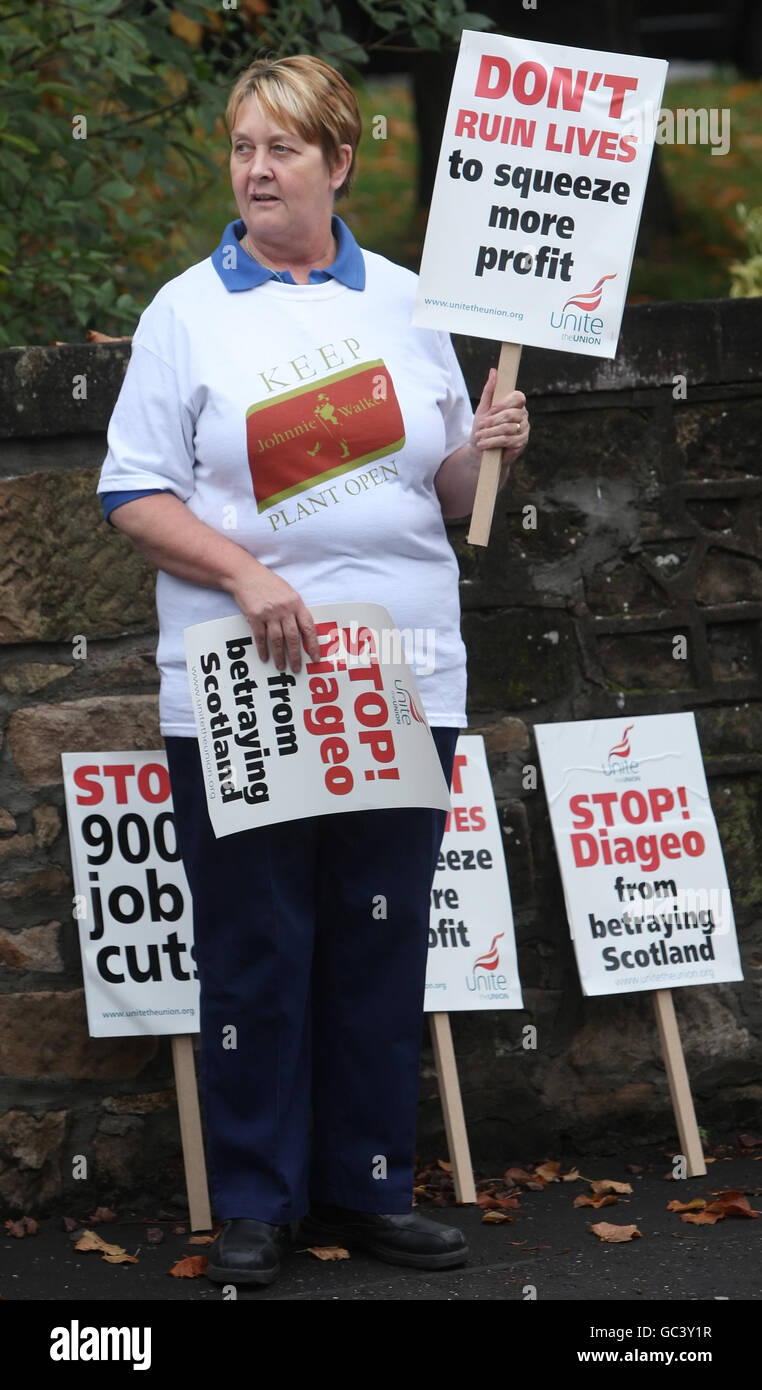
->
xmin=206 ymin=1217 xmax=291 ymax=1286
xmin=298 ymin=1204 xmax=469 ymax=1270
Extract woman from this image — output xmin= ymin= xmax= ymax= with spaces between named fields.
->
xmin=97 ymin=54 xmax=529 ymax=1286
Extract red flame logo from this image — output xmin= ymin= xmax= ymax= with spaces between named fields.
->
xmin=401 ymin=686 xmax=426 ymax=725
xmin=562 ymin=273 xmax=617 ymax=313
xmin=608 ymin=725 xmax=634 ymax=759
xmin=473 ymin=933 xmax=504 ymax=971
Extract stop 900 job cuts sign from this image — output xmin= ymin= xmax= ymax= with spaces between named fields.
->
xmin=62 ymin=751 xmax=198 ymax=1038
xmin=413 ymin=30 xmax=667 ymax=356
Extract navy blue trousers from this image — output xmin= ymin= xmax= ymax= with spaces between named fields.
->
xmin=164 ymin=729 xmax=458 ymax=1224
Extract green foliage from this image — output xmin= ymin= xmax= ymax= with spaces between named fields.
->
xmin=728 ymin=204 xmax=762 ymax=299
xmin=0 ymin=0 xmax=225 ymax=345
xmin=1 ymin=0 xmax=491 ymax=346
xmin=258 ymin=0 xmax=492 ymax=73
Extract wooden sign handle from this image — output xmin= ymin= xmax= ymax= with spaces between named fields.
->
xmin=652 ymin=990 xmax=706 ymax=1177
xmin=467 ymin=340 xmax=523 ymax=548
xmin=171 ymin=1034 xmax=213 ymax=1230
xmin=429 ymin=1012 xmax=477 ymax=1204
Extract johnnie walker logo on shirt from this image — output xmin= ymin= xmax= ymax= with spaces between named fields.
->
xmin=245 ymin=359 xmax=405 ymax=513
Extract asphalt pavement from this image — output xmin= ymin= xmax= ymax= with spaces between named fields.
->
xmin=4 ymin=1138 xmax=760 ymax=1304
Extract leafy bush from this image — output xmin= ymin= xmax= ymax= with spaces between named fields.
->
xmin=0 ymin=0 xmax=232 ymax=345
xmin=728 ymin=204 xmax=762 ymax=299
xmin=0 ymin=0 xmax=491 ymax=346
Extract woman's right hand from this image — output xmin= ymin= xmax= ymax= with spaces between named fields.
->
xmin=229 ymin=560 xmax=321 ymax=674
xmin=108 ymin=493 xmax=320 ymax=674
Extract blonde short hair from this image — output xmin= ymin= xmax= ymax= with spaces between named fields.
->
xmin=226 ymin=54 xmax=362 ymax=200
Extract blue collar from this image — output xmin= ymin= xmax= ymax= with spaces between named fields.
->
xmin=211 ymin=214 xmax=365 ymax=291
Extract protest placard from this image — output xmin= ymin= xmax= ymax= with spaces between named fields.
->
xmin=61 ymin=751 xmax=199 ymax=1039
xmin=425 ymin=735 xmax=522 ymax=1011
xmin=413 ymin=29 xmax=668 ymax=356
xmin=535 ymin=713 xmax=743 ymax=997
xmin=412 ymin=29 xmax=668 ymax=545
xmin=184 ymin=602 xmax=451 ymax=837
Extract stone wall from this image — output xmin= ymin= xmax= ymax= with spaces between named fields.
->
xmin=1 ymin=299 xmax=760 ymax=1212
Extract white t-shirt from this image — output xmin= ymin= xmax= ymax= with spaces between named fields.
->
xmin=97 ymin=244 xmax=475 ymax=735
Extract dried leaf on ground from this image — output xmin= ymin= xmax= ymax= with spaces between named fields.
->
xmin=681 ymin=1210 xmax=723 ymax=1225
xmin=667 ymin=1198 xmax=706 ymax=1213
xmin=89 ymin=1206 xmax=117 ymax=1223
xmin=535 ymin=1161 xmax=561 ymax=1183
xmin=476 ymin=1194 xmax=502 ymax=1210
xmin=574 ymin=1193 xmax=618 ymax=1209
xmin=4 ymin=1217 xmax=38 ymax=1238
xmin=304 ymin=1246 xmax=350 ymax=1261
xmin=412 ymin=1160 xmax=455 ymax=1205
xmin=75 ymin=1230 xmax=119 ymax=1254
xmin=704 ymin=1191 xmax=760 ymax=1219
xmin=737 ymin=1134 xmax=762 ymax=1149
xmin=187 ymin=1234 xmax=216 ymax=1245
xmin=717 ymin=1198 xmax=760 ymax=1218
xmin=562 ymin=1168 xmax=582 ymax=1182
xmin=481 ymin=1211 xmax=514 ymax=1224
xmin=590 ymin=1222 xmax=641 ymax=1243
xmin=172 ymin=1225 xmax=187 ymax=1235
xmin=74 ymin=1229 xmax=135 ymax=1262
xmin=146 ymin=1227 xmax=165 ymax=1245
xmin=62 ymin=1217 xmax=82 ymax=1232
xmin=436 ymin=1159 xmax=453 ymax=1172
xmin=168 ymin=1255 xmax=208 ymax=1278
xmin=590 ymin=1179 xmax=633 ymax=1196
xmin=504 ymin=1167 xmax=536 ymax=1184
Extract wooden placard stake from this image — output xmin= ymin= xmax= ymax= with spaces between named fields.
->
xmin=652 ymin=989 xmax=706 ymax=1177
xmin=171 ymin=1034 xmax=213 ymax=1230
xmin=429 ymin=1012 xmax=477 ymax=1204
xmin=467 ymin=341 xmax=523 ymax=548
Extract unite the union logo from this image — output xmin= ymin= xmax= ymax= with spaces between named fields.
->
xmin=473 ymin=933 xmax=504 ymax=971
xmin=549 ymin=273 xmax=617 ymax=346
xmin=465 ymin=933 xmax=509 ymax=996
xmin=602 ymin=723 xmax=640 ymax=779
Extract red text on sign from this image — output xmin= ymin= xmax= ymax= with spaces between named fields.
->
xmin=73 ymin=763 xmax=172 ymax=806
xmin=474 ymin=55 xmax=639 ymax=120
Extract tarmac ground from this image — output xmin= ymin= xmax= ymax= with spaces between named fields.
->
xmin=4 ymin=1138 xmax=760 ymax=1311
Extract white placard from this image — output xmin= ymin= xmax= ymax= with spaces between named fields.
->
xmin=425 ymin=736 xmax=522 ymax=1010
xmin=61 ymin=751 xmax=199 ymax=1038
xmin=184 ymin=603 xmax=451 ymax=837
xmin=535 ymin=714 xmax=744 ymax=996
xmin=413 ymin=30 xmax=667 ymax=356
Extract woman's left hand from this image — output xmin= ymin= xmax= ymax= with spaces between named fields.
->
xmin=470 ymin=369 xmax=529 ymax=474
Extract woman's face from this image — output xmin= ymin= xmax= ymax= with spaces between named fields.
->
xmin=229 ymin=96 xmax=352 ymax=250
